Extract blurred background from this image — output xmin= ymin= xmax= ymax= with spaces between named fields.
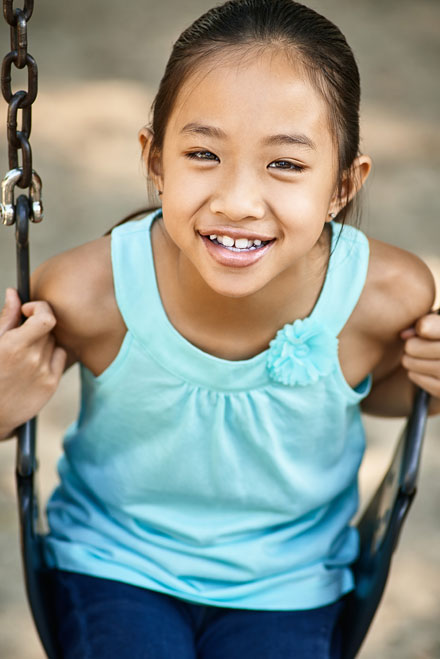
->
xmin=0 ymin=0 xmax=439 ymax=656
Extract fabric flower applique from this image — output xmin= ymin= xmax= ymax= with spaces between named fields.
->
xmin=266 ymin=317 xmax=338 ymax=386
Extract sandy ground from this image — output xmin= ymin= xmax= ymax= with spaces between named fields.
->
xmin=0 ymin=0 xmax=439 ymax=657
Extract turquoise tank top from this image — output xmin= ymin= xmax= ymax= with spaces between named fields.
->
xmin=44 ymin=209 xmax=372 ymax=611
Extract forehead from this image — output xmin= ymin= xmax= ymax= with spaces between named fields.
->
xmin=166 ymin=47 xmax=333 ymax=151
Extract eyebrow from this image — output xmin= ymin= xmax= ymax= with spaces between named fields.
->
xmin=262 ymin=133 xmax=316 ymax=150
xmin=180 ymin=122 xmax=316 ymax=150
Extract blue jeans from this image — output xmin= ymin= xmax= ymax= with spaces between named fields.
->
xmin=51 ymin=569 xmax=345 ymax=658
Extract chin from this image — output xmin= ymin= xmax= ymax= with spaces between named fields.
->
xmin=204 ymin=273 xmax=264 ymax=299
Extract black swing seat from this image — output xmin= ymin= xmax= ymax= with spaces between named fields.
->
xmin=340 ymin=387 xmax=430 ymax=658
xmin=16 ymin=418 xmax=62 ymax=659
xmin=16 ymin=389 xmax=430 ymax=659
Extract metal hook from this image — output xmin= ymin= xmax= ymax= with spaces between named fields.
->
xmin=30 ymin=170 xmax=43 ymax=222
xmin=1 ymin=168 xmax=22 ymax=225
xmin=0 ymin=167 xmax=43 ymax=225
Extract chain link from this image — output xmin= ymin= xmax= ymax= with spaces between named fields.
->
xmin=3 ymin=1 xmax=33 ymax=25
xmin=1 ymin=0 xmax=42 ymax=225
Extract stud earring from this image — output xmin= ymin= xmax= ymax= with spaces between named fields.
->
xmin=157 ymin=190 xmax=163 ymax=196
xmin=328 ymin=212 xmax=336 ymax=219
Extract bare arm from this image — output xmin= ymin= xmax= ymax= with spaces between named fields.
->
xmin=1 ymin=234 xmax=115 ymax=441
xmin=361 ymin=361 xmax=440 ymax=417
xmin=30 ymin=235 xmax=125 ymax=379
xmin=360 ymin=245 xmax=438 ymax=417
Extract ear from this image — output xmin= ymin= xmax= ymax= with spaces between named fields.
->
xmin=328 ymin=154 xmax=372 ymax=219
xmin=138 ymin=126 xmax=163 ymax=193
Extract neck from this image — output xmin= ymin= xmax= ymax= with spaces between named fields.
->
xmin=179 ymin=251 xmax=326 ymax=327
xmin=154 ymin=220 xmax=331 ymax=347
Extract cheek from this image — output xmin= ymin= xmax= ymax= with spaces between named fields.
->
xmin=274 ymin=179 xmax=332 ymax=224
xmin=163 ymin=155 xmax=212 ymax=207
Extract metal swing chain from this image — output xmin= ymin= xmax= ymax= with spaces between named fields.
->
xmin=1 ymin=0 xmax=43 ymax=227
xmin=1 ymin=1 xmax=42 ymax=478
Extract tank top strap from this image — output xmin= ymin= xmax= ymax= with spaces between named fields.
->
xmin=310 ymin=221 xmax=370 ymax=336
xmin=110 ymin=209 xmax=163 ymax=340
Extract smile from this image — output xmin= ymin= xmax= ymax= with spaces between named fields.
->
xmin=199 ymin=232 xmax=275 ymax=268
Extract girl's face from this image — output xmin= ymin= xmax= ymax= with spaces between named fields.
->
xmin=146 ymin=49 xmax=347 ymax=299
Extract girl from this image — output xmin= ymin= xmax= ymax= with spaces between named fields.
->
xmin=24 ymin=0 xmax=440 ymax=656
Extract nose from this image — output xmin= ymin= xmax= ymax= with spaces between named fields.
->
xmin=209 ymin=167 xmax=265 ymax=221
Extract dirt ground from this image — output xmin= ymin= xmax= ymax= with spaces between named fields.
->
xmin=0 ymin=1 xmax=439 ymax=657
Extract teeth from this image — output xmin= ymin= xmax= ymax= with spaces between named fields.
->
xmin=235 ymin=238 xmax=250 ymax=249
xmin=208 ymin=234 xmax=270 ymax=249
xmin=220 ymin=236 xmax=234 ymax=247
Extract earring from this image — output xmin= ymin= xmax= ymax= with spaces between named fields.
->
xmin=157 ymin=190 xmax=163 ymax=196
xmin=328 ymin=212 xmax=336 ymax=219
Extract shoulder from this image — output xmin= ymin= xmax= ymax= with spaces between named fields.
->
xmin=348 ymin=236 xmax=435 ymax=378
xmin=361 ymin=237 xmax=435 ymax=336
xmin=31 ymin=235 xmax=123 ymax=361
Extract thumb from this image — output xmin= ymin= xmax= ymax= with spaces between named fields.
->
xmin=0 ymin=288 xmax=22 ymax=336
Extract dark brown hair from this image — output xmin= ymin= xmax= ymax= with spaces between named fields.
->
xmin=145 ymin=0 xmax=363 ymax=225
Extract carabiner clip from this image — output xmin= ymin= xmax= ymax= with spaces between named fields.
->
xmin=1 ymin=168 xmax=44 ymax=225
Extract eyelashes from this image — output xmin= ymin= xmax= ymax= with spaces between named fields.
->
xmin=268 ymin=160 xmax=304 ymax=173
xmin=185 ymin=150 xmax=219 ymax=162
xmin=184 ymin=151 xmax=305 ymax=173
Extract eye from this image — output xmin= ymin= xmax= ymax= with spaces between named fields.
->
xmin=268 ymin=160 xmax=304 ymax=172
xmin=185 ymin=150 xmax=220 ymax=162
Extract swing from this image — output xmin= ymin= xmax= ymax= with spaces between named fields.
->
xmin=0 ymin=3 xmax=434 ymax=658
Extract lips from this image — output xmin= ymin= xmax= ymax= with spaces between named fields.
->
xmin=199 ymin=232 xmax=275 ymax=268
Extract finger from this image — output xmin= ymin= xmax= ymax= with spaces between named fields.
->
xmin=36 ymin=334 xmax=66 ymax=381
xmin=21 ymin=299 xmax=55 ymax=319
xmin=50 ymin=345 xmax=67 ymax=379
xmin=407 ymin=371 xmax=440 ymax=399
xmin=414 ymin=312 xmax=440 ymax=340
xmin=404 ymin=336 xmax=440 ymax=360
xmin=39 ymin=331 xmax=57 ymax=366
xmin=0 ymin=288 xmax=22 ymax=336
xmin=14 ymin=302 xmax=57 ymax=345
xmin=401 ymin=354 xmax=440 ymax=378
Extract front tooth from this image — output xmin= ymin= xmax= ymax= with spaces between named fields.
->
xmin=235 ymin=238 xmax=249 ymax=249
xmin=220 ymin=236 xmax=234 ymax=247
xmin=253 ymin=239 xmax=262 ymax=246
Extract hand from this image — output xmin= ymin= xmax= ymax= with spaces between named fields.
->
xmin=401 ymin=311 xmax=440 ymax=413
xmin=0 ymin=288 xmax=67 ymax=439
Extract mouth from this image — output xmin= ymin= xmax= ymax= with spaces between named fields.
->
xmin=198 ymin=231 xmax=276 ymax=268
xmin=205 ymin=234 xmax=273 ymax=252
